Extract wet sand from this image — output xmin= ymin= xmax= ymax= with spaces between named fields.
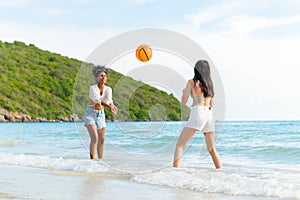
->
xmin=0 ymin=164 xmax=277 ymax=200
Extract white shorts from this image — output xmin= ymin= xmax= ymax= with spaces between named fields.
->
xmin=84 ymin=107 xmax=106 ymax=129
xmin=185 ymin=106 xmax=214 ymax=132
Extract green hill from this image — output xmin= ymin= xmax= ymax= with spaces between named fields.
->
xmin=0 ymin=40 xmax=189 ymax=121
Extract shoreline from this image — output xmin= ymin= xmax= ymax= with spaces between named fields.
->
xmin=0 ymin=108 xmax=78 ymax=123
xmin=1 ymin=108 xmax=299 ymax=123
xmin=1 ymin=119 xmax=300 ymax=123
xmin=0 ymin=164 xmax=277 ymax=200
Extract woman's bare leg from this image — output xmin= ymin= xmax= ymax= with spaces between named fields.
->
xmin=173 ymin=127 xmax=197 ymax=168
xmin=204 ymin=132 xmax=222 ymax=169
xmin=97 ymin=128 xmax=106 ymax=159
xmin=86 ymin=124 xmax=98 ymax=159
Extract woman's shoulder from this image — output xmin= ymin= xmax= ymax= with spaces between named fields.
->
xmin=90 ymin=84 xmax=97 ymax=87
xmin=104 ymin=85 xmax=112 ymax=92
xmin=187 ymin=79 xmax=194 ymax=87
xmin=188 ymin=79 xmax=194 ymax=84
xmin=90 ymin=84 xmax=98 ymax=89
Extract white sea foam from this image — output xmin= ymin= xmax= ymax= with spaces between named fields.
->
xmin=131 ymin=166 xmax=300 ymax=199
xmin=1 ymin=152 xmax=300 ymax=199
xmin=0 ymin=152 xmax=116 ymax=175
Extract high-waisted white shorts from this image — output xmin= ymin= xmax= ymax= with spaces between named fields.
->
xmin=185 ymin=106 xmax=214 ymax=132
xmin=84 ymin=107 xmax=106 ymax=129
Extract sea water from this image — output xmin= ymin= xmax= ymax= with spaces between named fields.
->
xmin=0 ymin=121 xmax=299 ymax=199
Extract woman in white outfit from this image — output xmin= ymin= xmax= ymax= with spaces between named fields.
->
xmin=84 ymin=65 xmax=118 ymax=159
xmin=173 ymin=60 xmax=222 ymax=169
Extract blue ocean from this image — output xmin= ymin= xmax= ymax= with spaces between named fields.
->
xmin=0 ymin=121 xmax=299 ymax=199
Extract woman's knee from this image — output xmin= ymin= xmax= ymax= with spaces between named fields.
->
xmin=97 ymin=130 xmax=105 ymax=144
xmin=90 ymin=135 xmax=98 ymax=144
xmin=99 ymin=137 xmax=104 ymax=145
xmin=176 ymin=142 xmax=185 ymax=151
xmin=207 ymin=146 xmax=216 ymax=154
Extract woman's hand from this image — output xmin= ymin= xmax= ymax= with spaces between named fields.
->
xmin=109 ymin=104 xmax=118 ymax=115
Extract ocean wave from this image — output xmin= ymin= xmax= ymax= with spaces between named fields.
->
xmin=0 ymin=152 xmax=123 ymax=176
xmin=0 ymin=139 xmax=28 ymax=147
xmin=131 ymin=167 xmax=300 ymax=199
xmin=1 ymin=152 xmax=300 ymax=199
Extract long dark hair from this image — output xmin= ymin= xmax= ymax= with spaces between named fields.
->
xmin=193 ymin=60 xmax=214 ymax=97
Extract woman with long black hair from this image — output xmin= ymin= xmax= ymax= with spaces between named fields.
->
xmin=173 ymin=60 xmax=222 ymax=169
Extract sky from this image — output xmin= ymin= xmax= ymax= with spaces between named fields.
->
xmin=1 ymin=0 xmax=300 ymax=120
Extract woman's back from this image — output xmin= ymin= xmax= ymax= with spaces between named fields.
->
xmin=189 ymin=80 xmax=212 ymax=107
